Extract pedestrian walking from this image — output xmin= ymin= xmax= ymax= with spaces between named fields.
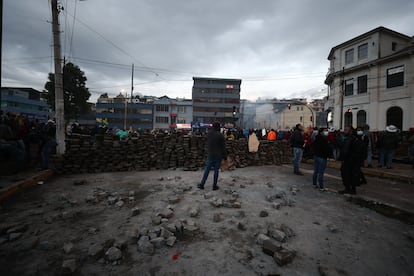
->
xmin=197 ymin=122 xmax=227 ymax=191
xmin=290 ymin=124 xmax=304 ymax=175
xmin=311 ymin=128 xmax=332 ymax=191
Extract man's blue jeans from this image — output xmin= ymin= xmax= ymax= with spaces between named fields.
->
xmin=200 ymin=158 xmax=222 ymax=188
xmin=293 ymin=147 xmax=303 ymax=173
xmin=384 ymin=149 xmax=395 ymax=168
xmin=41 ymin=140 xmax=54 ymax=170
xmin=313 ymin=156 xmax=327 ymax=189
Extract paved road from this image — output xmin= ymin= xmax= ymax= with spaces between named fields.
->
xmin=284 ymin=162 xmax=414 ymax=214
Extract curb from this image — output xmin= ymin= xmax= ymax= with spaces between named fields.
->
xmin=305 ymin=160 xmax=414 ymax=184
xmin=0 ymin=170 xmax=54 ymax=202
xmin=345 ymin=194 xmax=414 ymax=225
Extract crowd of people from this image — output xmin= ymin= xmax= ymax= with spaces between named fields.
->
xmin=0 ymin=111 xmax=56 ymax=173
xmin=288 ymin=123 xmax=414 ymax=195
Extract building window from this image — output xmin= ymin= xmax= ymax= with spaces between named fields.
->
xmin=344 ymin=112 xmax=353 ymax=127
xmin=387 ymin=65 xmax=404 ymax=88
xmin=345 ymin=49 xmax=354 ymax=64
xmin=177 ymin=118 xmax=186 ymax=123
xmin=156 ymin=104 xmax=169 ymax=112
xmin=155 ymin=116 xmax=169 ymax=123
xmin=178 ymin=106 xmax=186 ymax=113
xmin=301 ymin=107 xmax=303 ymax=111
xmin=296 ymin=107 xmax=299 ymax=111
xmin=357 ymin=75 xmax=368 ymax=94
xmin=358 ymin=43 xmax=368 ymax=59
xmin=392 ymin=42 xmax=397 ymax=51
xmin=299 ymin=116 xmax=303 ymax=122
xmin=386 ymin=106 xmax=403 ymax=130
xmin=357 ymin=110 xmax=366 ymax=127
xmin=344 ymin=79 xmax=354 ymax=96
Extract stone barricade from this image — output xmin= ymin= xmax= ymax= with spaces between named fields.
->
xmin=53 ymin=134 xmax=293 ymax=174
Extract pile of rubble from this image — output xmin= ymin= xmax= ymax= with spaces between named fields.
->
xmin=53 ymin=134 xmax=292 ymax=174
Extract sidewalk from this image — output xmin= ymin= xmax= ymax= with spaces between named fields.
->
xmin=0 ymin=169 xmax=54 ymax=202
xmin=299 ymin=161 xmax=414 ymax=224
xmin=306 ymin=159 xmax=414 ymax=184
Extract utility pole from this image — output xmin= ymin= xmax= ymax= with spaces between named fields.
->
xmin=0 ymin=0 xmax=3 ymax=106
xmin=131 ymin=63 xmax=134 ymax=99
xmin=51 ymin=0 xmax=65 ymax=154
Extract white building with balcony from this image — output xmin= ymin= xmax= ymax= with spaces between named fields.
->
xmin=324 ymin=26 xmax=414 ymax=131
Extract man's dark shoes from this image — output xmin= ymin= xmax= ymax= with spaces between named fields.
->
xmin=197 ymin=184 xmax=204 ymax=190
xmin=294 ymin=171 xmax=304 ymax=175
xmin=213 ymin=186 xmax=219 ymax=191
xmin=338 ymin=189 xmax=351 ymax=194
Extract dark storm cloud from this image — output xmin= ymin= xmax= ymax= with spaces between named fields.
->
xmin=2 ymin=0 xmax=413 ymax=101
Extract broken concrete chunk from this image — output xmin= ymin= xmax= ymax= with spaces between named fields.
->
xmin=273 ymin=247 xmax=296 ymax=266
xmin=151 ymin=215 xmax=162 ymax=225
xmin=210 ymin=198 xmax=223 ymax=207
xmin=129 ymin=191 xmax=135 ymax=196
xmin=159 ymin=208 xmax=174 ymax=219
xmin=268 ymin=226 xmax=286 ymax=242
xmin=168 ymin=196 xmax=180 ymax=204
xmin=73 ymin=179 xmax=87 ymax=186
xmin=166 ymin=236 xmax=177 ymax=247
xmin=272 ymin=202 xmax=281 ymax=209
xmin=107 ymin=196 xmax=117 ymax=205
xmin=105 ymin=246 xmax=122 ymax=262
xmin=213 ymin=213 xmax=222 ymax=222
xmin=189 ymin=206 xmax=200 ymax=217
xmin=131 ymin=207 xmax=141 ymax=217
xmin=88 ymin=243 xmax=104 ymax=259
xmin=256 ymin=234 xmax=271 ymax=245
xmin=149 ymin=237 xmax=165 ymax=249
xmin=63 ymin=242 xmax=74 ymax=254
xmin=280 ymin=224 xmax=295 ymax=238
xmin=161 ymin=228 xmax=174 ymax=238
xmin=327 ymin=224 xmax=339 ymax=233
xmin=62 ymin=259 xmax=77 ymax=273
xmin=6 ymin=224 xmax=28 ymax=234
xmin=8 ymin=232 xmax=23 ymax=241
xmin=262 ymin=239 xmax=281 ymax=256
xmin=204 ymin=192 xmax=215 ymax=199
xmin=115 ymin=200 xmax=124 ymax=208
xmin=137 ymin=236 xmax=154 ymax=254
xmin=237 ymin=222 xmax=247 ymax=231
xmin=232 ymin=202 xmax=242 ymax=208
xmin=259 ymin=210 xmax=269 ymax=217
xmin=318 ymin=265 xmax=349 ymax=276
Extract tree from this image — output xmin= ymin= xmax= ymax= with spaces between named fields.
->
xmin=44 ymin=62 xmax=91 ymax=120
xmin=99 ymin=93 xmax=108 ymax=98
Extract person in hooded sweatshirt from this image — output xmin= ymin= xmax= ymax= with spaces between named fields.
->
xmin=311 ymin=128 xmax=332 ymax=191
xmin=197 ymin=122 xmax=227 ymax=191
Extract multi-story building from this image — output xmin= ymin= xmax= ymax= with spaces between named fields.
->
xmin=192 ymin=77 xmax=241 ymax=127
xmin=255 ymin=98 xmax=316 ymax=130
xmin=1 ymin=87 xmax=50 ymax=121
xmin=153 ymin=96 xmax=193 ymax=130
xmin=95 ymin=93 xmax=153 ymax=129
xmin=325 ymin=26 xmax=414 ymax=131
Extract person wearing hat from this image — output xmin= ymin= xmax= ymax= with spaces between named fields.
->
xmin=380 ymin=125 xmax=400 ymax=169
xmin=197 ymin=122 xmax=227 ymax=191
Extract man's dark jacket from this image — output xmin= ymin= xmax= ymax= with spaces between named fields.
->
xmin=207 ymin=130 xmax=227 ymax=160
xmin=290 ymin=129 xmax=304 ymax=148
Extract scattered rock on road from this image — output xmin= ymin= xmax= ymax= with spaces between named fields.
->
xmin=62 ymin=259 xmax=77 ymax=273
xmin=105 ymin=246 xmax=122 ymax=262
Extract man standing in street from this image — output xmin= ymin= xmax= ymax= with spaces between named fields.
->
xmin=312 ymin=128 xmax=332 ymax=191
xmin=290 ymin=124 xmax=304 ymax=175
xmin=197 ymin=122 xmax=227 ymax=191
xmin=363 ymin=124 xmax=374 ymax=168
xmin=339 ymin=126 xmax=357 ymax=195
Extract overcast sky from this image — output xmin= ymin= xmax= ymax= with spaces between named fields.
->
xmin=2 ymin=0 xmax=413 ymax=102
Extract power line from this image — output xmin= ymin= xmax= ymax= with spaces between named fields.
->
xmin=68 ymin=0 xmax=77 ymax=59
xmin=63 ymin=8 xmax=161 ymax=79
